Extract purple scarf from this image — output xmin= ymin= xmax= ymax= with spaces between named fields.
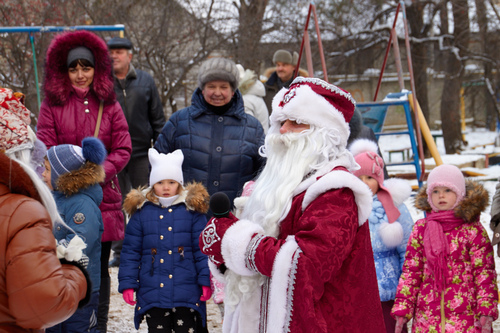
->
xmin=423 ymin=210 xmax=463 ymax=292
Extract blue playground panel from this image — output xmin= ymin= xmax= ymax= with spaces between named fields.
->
xmin=356 ymin=92 xmax=422 ymax=187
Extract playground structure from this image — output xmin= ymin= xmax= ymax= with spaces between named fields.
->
xmin=0 ymin=24 xmax=125 ymax=112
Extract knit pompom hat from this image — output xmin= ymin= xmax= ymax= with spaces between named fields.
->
xmin=149 ymin=148 xmax=184 ymax=186
xmin=48 ymin=137 xmax=107 ymax=189
xmin=426 ymin=164 xmax=465 ymax=212
xmin=0 ymin=87 xmax=32 ymax=152
xmin=197 ymin=58 xmax=240 ymax=91
xmin=350 ymin=138 xmax=401 ymax=223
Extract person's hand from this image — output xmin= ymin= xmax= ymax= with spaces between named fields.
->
xmin=123 ymin=289 xmax=136 ymax=306
xmin=479 ymin=316 xmax=493 ymax=333
xmin=199 ymin=213 xmax=238 ymax=267
xmin=395 ymin=316 xmax=408 ymax=333
xmin=56 ymin=236 xmax=88 ymax=268
xmin=200 ymin=285 xmax=213 ymax=301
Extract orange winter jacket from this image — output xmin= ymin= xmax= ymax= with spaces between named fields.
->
xmin=0 ymin=153 xmax=89 ymax=332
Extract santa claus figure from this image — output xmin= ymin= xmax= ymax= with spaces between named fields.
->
xmin=200 ymin=77 xmax=386 ymax=332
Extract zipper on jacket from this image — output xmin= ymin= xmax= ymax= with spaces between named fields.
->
xmin=440 ymin=290 xmax=445 ymax=332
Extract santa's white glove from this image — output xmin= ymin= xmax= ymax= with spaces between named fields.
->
xmin=56 ymin=235 xmax=88 ymax=268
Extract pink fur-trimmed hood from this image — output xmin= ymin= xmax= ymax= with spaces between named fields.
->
xmin=43 ymin=30 xmax=115 ymax=106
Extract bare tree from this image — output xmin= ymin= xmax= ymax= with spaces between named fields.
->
xmin=0 ymin=0 xmax=87 ymax=119
xmin=440 ymin=0 xmax=470 ymax=154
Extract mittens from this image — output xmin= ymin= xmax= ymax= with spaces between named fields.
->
xmin=395 ymin=316 xmax=408 ymax=333
xmin=199 ymin=213 xmax=238 ymax=268
xmin=200 ymin=285 xmax=213 ymax=302
xmin=479 ymin=316 xmax=493 ymax=333
xmin=123 ymin=288 xmax=136 ymax=306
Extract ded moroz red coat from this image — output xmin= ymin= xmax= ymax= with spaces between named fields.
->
xmin=219 ymin=167 xmax=386 ymax=332
xmin=36 ymin=30 xmax=132 ymax=242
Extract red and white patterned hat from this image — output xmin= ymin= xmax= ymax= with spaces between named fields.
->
xmin=0 ymin=88 xmax=32 ymax=152
xmin=269 ymin=77 xmax=355 ymax=143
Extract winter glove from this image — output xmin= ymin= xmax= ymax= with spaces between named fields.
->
xmin=123 ymin=289 xmax=136 ymax=306
xmin=56 ymin=236 xmax=89 ymax=268
xmin=395 ymin=316 xmax=408 ymax=333
xmin=479 ymin=316 xmax=493 ymax=333
xmin=200 ymin=285 xmax=213 ymax=302
xmin=199 ymin=212 xmax=238 ymax=268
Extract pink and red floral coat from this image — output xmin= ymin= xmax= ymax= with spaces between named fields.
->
xmin=392 ymin=180 xmax=498 ymax=332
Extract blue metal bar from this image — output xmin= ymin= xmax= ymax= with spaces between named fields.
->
xmin=29 ymin=33 xmax=41 ymax=111
xmin=0 ymin=25 xmax=125 ymax=33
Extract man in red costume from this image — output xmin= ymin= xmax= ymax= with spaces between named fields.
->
xmin=200 ymin=77 xmax=386 ymax=332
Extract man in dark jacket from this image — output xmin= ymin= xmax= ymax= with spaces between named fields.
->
xmin=264 ymin=49 xmax=307 ymax=115
xmin=107 ymin=37 xmax=165 ymax=267
xmin=154 ymin=57 xmax=265 ymax=211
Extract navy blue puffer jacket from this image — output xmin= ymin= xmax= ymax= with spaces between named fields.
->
xmin=154 ymin=89 xmax=265 ymax=207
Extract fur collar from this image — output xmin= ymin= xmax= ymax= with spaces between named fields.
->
xmin=43 ymin=30 xmax=115 ymax=106
xmin=123 ymin=182 xmax=209 ymax=216
xmin=56 ymin=162 xmax=105 ymax=196
xmin=414 ymin=179 xmax=489 ymax=223
xmin=0 ymin=153 xmax=42 ymax=202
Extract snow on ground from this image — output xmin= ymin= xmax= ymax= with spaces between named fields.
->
xmin=107 ymin=127 xmax=500 ymax=332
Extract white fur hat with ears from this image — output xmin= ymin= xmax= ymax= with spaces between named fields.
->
xmin=148 ymin=148 xmax=184 ymax=186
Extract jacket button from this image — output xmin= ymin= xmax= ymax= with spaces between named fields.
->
xmin=84 ymin=100 xmax=88 ymax=105
xmin=169 ymin=274 xmax=173 ymax=279
xmin=496 ymin=233 xmax=500 ymax=238
xmin=168 ymin=250 xmax=172 ymax=255
xmin=218 ymin=117 xmax=223 ymax=122
xmin=168 ymin=208 xmax=172 ymax=213
xmin=216 ymin=146 xmax=222 ymax=152
xmin=196 ymin=303 xmax=199 ymax=307
xmin=168 ymin=227 xmax=172 ymax=231
xmin=85 ymin=109 xmax=90 ymax=113
xmin=160 ymin=235 xmax=164 ymax=240
xmin=138 ymin=307 xmax=141 ymax=310
xmin=159 ymin=215 xmax=164 ymax=219
xmin=160 ymin=283 xmax=164 ymax=287
xmin=213 ymin=181 xmax=219 ymax=186
xmin=160 ymin=259 xmax=164 ymax=263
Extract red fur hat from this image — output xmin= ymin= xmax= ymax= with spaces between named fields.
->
xmin=43 ymin=30 xmax=115 ymax=106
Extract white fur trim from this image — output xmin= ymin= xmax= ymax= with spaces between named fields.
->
xmin=222 ymin=219 xmax=265 ymax=276
xmin=267 ymin=235 xmax=300 ymax=332
xmin=383 ymin=178 xmax=412 ymax=207
xmin=268 ymin=84 xmax=350 ymax=140
xmin=349 ymin=138 xmax=379 ymax=157
xmin=378 ymin=221 xmax=404 ymax=248
xmin=302 ymin=170 xmax=373 ymax=226
xmin=232 ymin=196 xmax=248 ymax=219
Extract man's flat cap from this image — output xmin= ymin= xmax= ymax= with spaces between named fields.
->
xmin=107 ymin=37 xmax=133 ymax=50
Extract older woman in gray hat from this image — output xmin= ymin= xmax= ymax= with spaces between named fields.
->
xmin=154 ymin=57 xmax=265 ymax=212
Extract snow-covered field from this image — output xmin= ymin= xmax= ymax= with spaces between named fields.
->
xmin=106 ymin=127 xmax=500 ymax=332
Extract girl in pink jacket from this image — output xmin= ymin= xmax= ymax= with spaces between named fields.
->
xmin=392 ymin=164 xmax=498 ymax=333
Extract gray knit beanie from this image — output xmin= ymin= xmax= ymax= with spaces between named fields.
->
xmin=273 ymin=50 xmax=299 ymax=66
xmin=197 ymin=58 xmax=239 ymax=91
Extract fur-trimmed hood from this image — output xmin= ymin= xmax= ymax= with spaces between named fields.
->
xmin=43 ymin=30 xmax=115 ymax=106
xmin=123 ymin=182 xmax=209 ymax=216
xmin=56 ymin=162 xmax=105 ymax=196
xmin=415 ymin=179 xmax=489 ymax=222
xmin=0 ymin=153 xmax=41 ymax=202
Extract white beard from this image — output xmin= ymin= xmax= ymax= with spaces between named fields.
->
xmin=241 ymin=130 xmax=321 ymax=236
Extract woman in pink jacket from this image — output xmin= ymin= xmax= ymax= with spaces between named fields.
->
xmin=392 ymin=164 xmax=498 ymax=332
xmin=36 ymin=30 xmax=132 ymax=332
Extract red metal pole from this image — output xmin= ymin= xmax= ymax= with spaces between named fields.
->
xmin=311 ymin=4 xmax=328 ymax=82
xmin=294 ymin=4 xmax=313 ymax=80
xmin=373 ymin=2 xmax=401 ymax=101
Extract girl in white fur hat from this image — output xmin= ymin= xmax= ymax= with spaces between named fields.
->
xmin=118 ymin=148 xmax=211 ymax=332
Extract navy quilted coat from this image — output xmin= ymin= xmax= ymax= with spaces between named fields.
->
xmin=154 ymin=89 xmax=265 ymax=206
xmin=118 ymin=184 xmax=210 ymax=329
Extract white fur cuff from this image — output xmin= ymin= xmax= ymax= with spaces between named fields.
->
xmin=222 ymin=219 xmax=264 ymax=276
